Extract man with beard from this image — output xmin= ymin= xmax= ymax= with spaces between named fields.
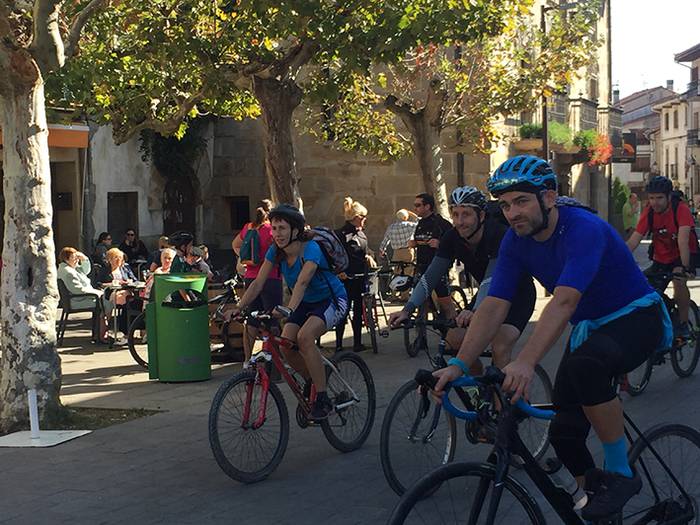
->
xmin=389 ymin=186 xmax=536 ymax=372
xmin=432 ymin=155 xmax=673 ymax=521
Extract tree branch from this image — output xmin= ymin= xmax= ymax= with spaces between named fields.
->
xmin=64 ymin=0 xmax=109 ymax=60
xmin=29 ymin=0 xmax=63 ymax=74
xmin=424 ymin=77 xmax=447 ymax=129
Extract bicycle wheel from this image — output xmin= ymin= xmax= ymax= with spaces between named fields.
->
xmin=208 ymin=370 xmax=289 ymax=483
xmin=626 ymin=357 xmax=653 ymax=396
xmin=626 ymin=423 xmax=700 ymax=524
xmin=405 ymin=305 xmax=429 ymax=358
xmin=127 ymin=312 xmax=148 ymax=369
xmin=363 ymin=294 xmax=379 ymax=354
xmin=671 ymin=301 xmax=700 ymax=378
xmin=380 ymin=379 xmax=457 ymax=496
xmin=387 ymin=462 xmax=545 ymax=525
xmin=516 ymin=364 xmax=552 ymax=463
xmin=321 ymin=351 xmax=376 ymax=452
xmin=449 ymin=285 xmax=468 ymax=313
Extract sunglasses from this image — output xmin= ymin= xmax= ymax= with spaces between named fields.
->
xmin=413 ymin=203 xmax=424 ymax=208
xmin=126 ymin=233 xmax=135 ymax=237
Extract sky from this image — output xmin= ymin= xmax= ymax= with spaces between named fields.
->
xmin=612 ymin=0 xmax=700 ymax=99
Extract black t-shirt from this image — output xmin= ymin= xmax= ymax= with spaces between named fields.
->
xmin=436 ymin=217 xmax=507 ymax=283
xmin=414 ymin=213 xmax=452 ymax=269
xmin=336 ymin=222 xmax=368 ymax=275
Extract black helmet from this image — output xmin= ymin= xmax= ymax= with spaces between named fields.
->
xmin=268 ymin=204 xmax=306 ymax=231
xmin=646 ymin=176 xmax=673 ymax=195
xmin=169 ymin=231 xmax=194 ymax=248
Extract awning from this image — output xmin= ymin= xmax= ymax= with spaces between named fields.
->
xmin=0 ymin=123 xmax=89 ymax=148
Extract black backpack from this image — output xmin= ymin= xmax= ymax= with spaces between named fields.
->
xmin=486 ymin=196 xmax=597 ymax=227
xmin=646 ymin=193 xmax=700 ymax=261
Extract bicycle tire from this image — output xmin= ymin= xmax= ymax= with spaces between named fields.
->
xmin=404 ymin=305 xmax=429 ymax=358
xmin=671 ymin=301 xmax=700 ymax=378
xmin=208 ymin=370 xmax=289 ymax=484
xmin=626 ymin=357 xmax=653 ymax=396
xmin=126 ymin=312 xmax=148 ymax=369
xmin=380 ymin=378 xmax=457 ymax=496
xmin=516 ymin=364 xmax=553 ymax=463
xmin=626 ymin=423 xmax=700 ymax=524
xmin=321 ymin=351 xmax=376 ymax=452
xmin=448 ymin=285 xmax=468 ymax=313
xmin=387 ymin=462 xmax=545 ymax=525
xmin=363 ymin=295 xmax=379 ymax=354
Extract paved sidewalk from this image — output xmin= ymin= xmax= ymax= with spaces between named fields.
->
xmin=2 ymin=243 xmax=700 ymax=524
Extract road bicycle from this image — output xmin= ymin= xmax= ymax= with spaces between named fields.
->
xmin=344 ymin=269 xmax=390 ymax=354
xmin=208 ymin=309 xmax=376 ymax=483
xmin=387 ymin=367 xmax=700 ymax=525
xmin=126 ymin=277 xmax=241 ymax=369
xmin=625 ymin=271 xmax=700 ymax=395
xmin=381 ymin=318 xmax=552 ymax=496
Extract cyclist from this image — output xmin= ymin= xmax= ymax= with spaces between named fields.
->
xmin=433 ymin=155 xmax=672 ymax=520
xmin=409 ymin=193 xmax=456 ymax=319
xmin=389 ymin=186 xmax=536 ymax=372
xmin=229 ymin=204 xmax=348 ymax=421
xmin=626 ymin=175 xmax=697 ymax=338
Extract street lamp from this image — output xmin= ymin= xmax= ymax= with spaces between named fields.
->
xmin=540 ymin=1 xmax=580 ymax=161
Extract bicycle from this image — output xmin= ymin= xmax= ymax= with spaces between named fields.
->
xmin=126 ymin=276 xmax=241 ymax=369
xmin=624 ymin=271 xmax=700 ymax=396
xmin=344 ymin=269 xmax=390 ymax=354
xmin=381 ymin=318 xmax=552 ymax=496
xmin=388 ymin=366 xmax=700 ymax=524
xmin=208 ymin=309 xmax=376 ymax=483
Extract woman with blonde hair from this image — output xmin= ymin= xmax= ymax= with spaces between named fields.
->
xmin=335 ymin=196 xmax=372 ymax=352
xmin=99 ymin=247 xmax=138 ymax=338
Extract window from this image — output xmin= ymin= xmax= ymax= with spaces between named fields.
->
xmin=665 ymin=112 xmax=669 ymax=131
xmin=228 ymin=196 xmax=250 ymax=231
xmin=674 ymin=109 xmax=678 ymax=129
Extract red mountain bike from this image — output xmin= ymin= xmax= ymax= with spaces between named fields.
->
xmin=208 ymin=310 xmax=376 ymax=483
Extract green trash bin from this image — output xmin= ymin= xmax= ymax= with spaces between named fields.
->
xmin=146 ymin=273 xmax=211 ymax=382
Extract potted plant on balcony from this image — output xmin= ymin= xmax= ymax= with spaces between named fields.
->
xmin=548 ymin=122 xmax=580 ymax=154
xmin=513 ymin=123 xmax=543 ymax=152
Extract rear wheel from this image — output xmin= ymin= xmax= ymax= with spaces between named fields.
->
xmin=671 ymin=301 xmax=700 ymax=378
xmin=363 ymin=295 xmax=379 ymax=354
xmin=208 ymin=370 xmax=289 ymax=483
xmin=626 ymin=423 xmax=700 ymax=524
xmin=127 ymin=312 xmax=148 ymax=369
xmin=321 ymin=351 xmax=376 ymax=452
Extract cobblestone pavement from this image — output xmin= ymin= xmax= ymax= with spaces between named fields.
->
xmin=2 ymin=243 xmax=700 ymax=524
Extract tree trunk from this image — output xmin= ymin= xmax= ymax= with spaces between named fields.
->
xmin=0 ymin=78 xmax=62 ymax=433
xmin=253 ymin=76 xmax=303 ymax=208
xmin=412 ymin=113 xmax=449 ymax=219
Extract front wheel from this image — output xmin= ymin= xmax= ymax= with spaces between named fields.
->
xmin=380 ymin=378 xmax=457 ymax=496
xmin=387 ymin=462 xmax=545 ymax=525
xmin=321 ymin=351 xmax=376 ymax=452
xmin=127 ymin=312 xmax=148 ymax=369
xmin=671 ymin=301 xmax=700 ymax=378
xmin=404 ymin=305 xmax=429 ymax=358
xmin=626 ymin=423 xmax=700 ymax=524
xmin=208 ymin=370 xmax=289 ymax=483
xmin=363 ymin=294 xmax=379 ymax=354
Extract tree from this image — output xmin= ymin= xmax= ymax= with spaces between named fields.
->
xmin=0 ymin=0 xmax=108 ymax=433
xmin=57 ymin=0 xmax=519 ymax=208
xmin=305 ymin=1 xmax=601 ymax=216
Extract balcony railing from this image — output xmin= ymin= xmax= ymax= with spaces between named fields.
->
xmin=688 ymin=129 xmax=700 ymax=146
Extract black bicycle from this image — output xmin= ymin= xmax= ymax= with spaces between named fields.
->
xmin=380 ymin=319 xmax=552 ymax=496
xmin=126 ymin=277 xmax=241 ymax=368
xmin=625 ymin=271 xmax=700 ymax=395
xmin=388 ymin=367 xmax=700 ymax=525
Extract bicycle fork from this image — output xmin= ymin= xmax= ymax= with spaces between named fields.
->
xmin=242 ymin=367 xmax=271 ymax=430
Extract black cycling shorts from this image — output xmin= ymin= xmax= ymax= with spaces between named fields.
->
xmin=502 ymin=278 xmax=536 ymax=334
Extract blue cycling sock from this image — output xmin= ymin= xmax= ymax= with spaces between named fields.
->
xmin=602 ymin=437 xmax=632 ymax=478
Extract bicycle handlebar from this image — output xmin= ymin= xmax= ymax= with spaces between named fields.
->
xmin=395 ymin=318 xmax=457 ymax=331
xmin=414 ymin=368 xmax=555 ymax=422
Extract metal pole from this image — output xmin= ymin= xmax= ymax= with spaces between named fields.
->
xmin=541 ymin=5 xmax=549 ymax=161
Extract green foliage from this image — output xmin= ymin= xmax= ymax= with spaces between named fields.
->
xmin=612 ymin=177 xmax=630 ymax=215
xmin=547 ymin=121 xmax=573 ymax=146
xmin=519 ymin=123 xmax=543 ymax=139
xmin=138 ymin=118 xmax=209 ymax=179
xmin=573 ymin=128 xmax=598 ymax=150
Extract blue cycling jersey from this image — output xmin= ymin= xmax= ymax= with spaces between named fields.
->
xmin=488 ymin=206 xmax=653 ymax=324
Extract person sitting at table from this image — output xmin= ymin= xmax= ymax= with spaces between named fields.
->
xmin=144 ymin=248 xmax=175 ymax=300
xmin=119 ymin=228 xmax=149 ymax=263
xmin=92 ymin=232 xmax=112 ymax=266
xmin=148 ymin=236 xmax=170 ymax=272
xmin=57 ymin=247 xmax=105 ymax=343
xmin=99 ymin=247 xmax=138 ymax=335
xmin=187 ymin=245 xmax=214 ymax=280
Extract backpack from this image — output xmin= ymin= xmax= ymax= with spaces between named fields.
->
xmin=239 ymin=224 xmax=261 ymax=266
xmin=646 ymin=193 xmax=700 ymax=261
xmin=310 ymin=226 xmax=349 ymax=274
xmin=486 ymin=196 xmax=597 ymax=227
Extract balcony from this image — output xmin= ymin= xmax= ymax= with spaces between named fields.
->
xmin=687 ymin=81 xmax=700 ymax=98
xmin=689 ymin=129 xmax=700 ymax=146
xmin=568 ymin=97 xmax=598 ymax=131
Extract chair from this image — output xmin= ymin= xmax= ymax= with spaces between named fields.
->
xmin=56 ymin=279 xmax=99 ymax=347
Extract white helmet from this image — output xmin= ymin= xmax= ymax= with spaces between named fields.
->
xmin=389 ymin=275 xmax=412 ymax=292
xmin=449 ymin=186 xmax=487 ymax=210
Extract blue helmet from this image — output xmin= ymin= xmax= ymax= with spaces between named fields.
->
xmin=487 ymin=155 xmax=557 ymax=197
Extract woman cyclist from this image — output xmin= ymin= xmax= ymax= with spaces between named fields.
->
xmin=230 ymin=204 xmax=348 ymax=420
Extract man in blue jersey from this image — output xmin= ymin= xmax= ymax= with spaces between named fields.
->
xmin=433 ymin=155 xmax=672 ymax=520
